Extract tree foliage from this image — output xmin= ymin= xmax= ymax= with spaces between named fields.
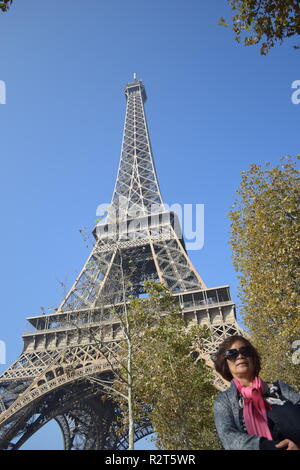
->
xmin=114 ymin=281 xmax=222 ymax=450
xmin=228 ymin=155 xmax=300 ymax=389
xmin=0 ymin=0 xmax=12 ymax=13
xmin=219 ymin=0 xmax=300 ymax=54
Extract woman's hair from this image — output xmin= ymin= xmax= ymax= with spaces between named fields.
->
xmin=214 ymin=335 xmax=261 ymax=381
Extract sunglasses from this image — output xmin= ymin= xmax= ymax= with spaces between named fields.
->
xmin=225 ymin=346 xmax=252 ymax=362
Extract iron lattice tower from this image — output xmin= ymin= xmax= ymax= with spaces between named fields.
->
xmin=0 ymin=79 xmax=243 ymax=450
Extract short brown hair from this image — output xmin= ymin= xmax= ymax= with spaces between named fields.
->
xmin=214 ymin=335 xmax=261 ymax=382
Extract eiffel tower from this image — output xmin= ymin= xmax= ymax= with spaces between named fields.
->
xmin=0 ymin=77 xmax=243 ymax=450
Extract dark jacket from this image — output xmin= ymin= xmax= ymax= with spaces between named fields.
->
xmin=214 ymin=380 xmax=300 ymax=450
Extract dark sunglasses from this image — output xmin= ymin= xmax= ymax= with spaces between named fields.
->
xmin=225 ymin=346 xmax=252 ymax=362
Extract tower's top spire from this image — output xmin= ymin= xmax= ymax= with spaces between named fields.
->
xmin=125 ymin=77 xmax=147 ymax=102
xmin=107 ymin=79 xmax=161 ymax=220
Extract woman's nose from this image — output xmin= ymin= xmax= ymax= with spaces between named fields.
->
xmin=236 ymin=352 xmax=245 ymax=359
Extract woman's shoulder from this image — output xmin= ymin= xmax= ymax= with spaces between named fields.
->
xmin=214 ymin=389 xmax=227 ymax=403
xmin=214 ymin=383 xmax=238 ymax=420
xmin=273 ymin=379 xmax=300 ymax=403
xmin=265 ymin=379 xmax=281 ymax=392
xmin=265 ymin=379 xmax=296 ymax=391
xmin=214 ymin=382 xmax=235 ymax=405
xmin=263 ymin=379 xmax=300 ymax=405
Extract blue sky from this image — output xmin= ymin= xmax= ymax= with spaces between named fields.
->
xmin=0 ymin=0 xmax=299 ymax=450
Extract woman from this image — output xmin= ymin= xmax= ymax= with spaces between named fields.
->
xmin=213 ymin=335 xmax=300 ymax=450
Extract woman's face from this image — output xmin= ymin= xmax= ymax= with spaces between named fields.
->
xmin=225 ymin=340 xmax=255 ymax=381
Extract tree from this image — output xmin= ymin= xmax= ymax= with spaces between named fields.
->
xmin=219 ymin=0 xmax=300 ymax=54
xmin=114 ymin=281 xmax=222 ymax=450
xmin=228 ymin=155 xmax=300 ymax=389
xmin=0 ymin=0 xmax=12 ymax=13
xmin=62 ymin=246 xmax=148 ymax=450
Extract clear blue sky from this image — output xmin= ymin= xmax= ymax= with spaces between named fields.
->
xmin=0 ymin=0 xmax=299 ymax=450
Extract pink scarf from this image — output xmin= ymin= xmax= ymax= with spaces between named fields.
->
xmin=233 ymin=376 xmax=273 ymax=440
